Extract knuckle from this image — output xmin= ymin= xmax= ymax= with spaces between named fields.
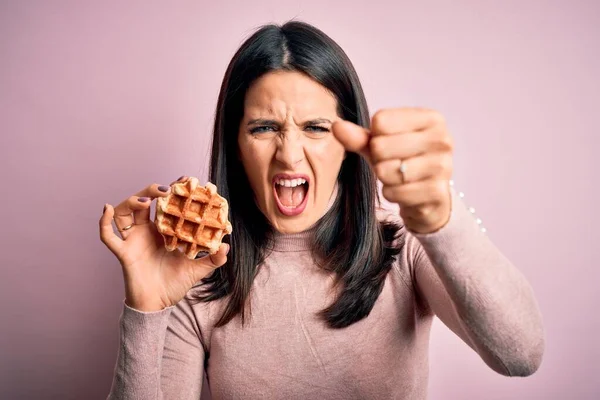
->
xmin=441 ymin=133 xmax=454 ymax=150
xmin=412 ymin=206 xmax=425 ymax=218
xmin=381 ymin=185 xmax=391 ymax=197
xmin=416 ymin=205 xmax=434 ymax=218
xmin=435 ymin=155 xmax=451 ymax=174
xmin=399 ymin=206 xmax=412 ymax=221
xmin=369 ymin=136 xmax=386 ymax=160
xmin=115 ymin=201 xmax=129 ymax=213
xmin=443 ymin=154 xmax=453 ymax=172
xmin=433 ymin=180 xmax=448 ymax=199
xmin=430 ymin=110 xmax=445 ymax=126
xmin=432 ymin=130 xmax=453 ymax=151
xmin=374 ymin=162 xmax=386 ymax=179
xmin=417 ymin=106 xmax=432 ymax=116
xmin=371 ymin=110 xmax=388 ymax=132
xmin=382 ymin=184 xmax=399 ymax=198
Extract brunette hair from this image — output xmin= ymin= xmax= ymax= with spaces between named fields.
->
xmin=193 ymin=20 xmax=403 ymax=329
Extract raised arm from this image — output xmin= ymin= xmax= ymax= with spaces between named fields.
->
xmin=331 ymin=108 xmax=545 ymax=376
xmin=408 ymin=189 xmax=545 ymax=376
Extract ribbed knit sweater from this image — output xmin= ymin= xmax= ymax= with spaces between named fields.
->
xmin=107 ymin=188 xmax=544 ymax=399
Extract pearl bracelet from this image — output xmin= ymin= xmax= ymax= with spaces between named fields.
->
xmin=449 ymin=180 xmax=487 ymax=234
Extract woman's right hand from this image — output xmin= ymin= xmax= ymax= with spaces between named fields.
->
xmin=99 ymin=176 xmax=229 ymax=312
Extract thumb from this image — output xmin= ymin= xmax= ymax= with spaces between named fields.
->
xmin=332 ymin=120 xmax=372 ymax=162
xmin=192 ymin=243 xmax=229 ymax=280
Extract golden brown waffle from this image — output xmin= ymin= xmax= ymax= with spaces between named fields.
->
xmin=155 ymin=177 xmax=232 ymax=259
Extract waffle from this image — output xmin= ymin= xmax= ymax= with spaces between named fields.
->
xmin=155 ymin=177 xmax=232 ymax=259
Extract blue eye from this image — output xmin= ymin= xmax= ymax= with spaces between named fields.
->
xmin=250 ymin=126 xmax=276 ymax=134
xmin=249 ymin=125 xmax=329 ymax=134
xmin=305 ymin=126 xmax=329 ymax=132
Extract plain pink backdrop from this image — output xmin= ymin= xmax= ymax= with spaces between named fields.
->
xmin=1 ymin=1 xmax=597 ymax=399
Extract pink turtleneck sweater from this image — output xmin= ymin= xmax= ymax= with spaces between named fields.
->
xmin=107 ymin=188 xmax=544 ymax=399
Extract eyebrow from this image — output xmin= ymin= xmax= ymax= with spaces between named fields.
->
xmin=247 ymin=118 xmax=332 ymax=126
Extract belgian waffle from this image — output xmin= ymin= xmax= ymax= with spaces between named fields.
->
xmin=155 ymin=177 xmax=232 ymax=259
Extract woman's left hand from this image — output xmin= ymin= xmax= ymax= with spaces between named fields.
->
xmin=333 ymin=108 xmax=454 ymax=234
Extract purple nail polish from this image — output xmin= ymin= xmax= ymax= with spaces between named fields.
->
xmin=177 ymin=175 xmax=185 ymax=181
xmin=138 ymin=197 xmax=150 ymax=202
xmin=158 ymin=185 xmax=169 ymax=192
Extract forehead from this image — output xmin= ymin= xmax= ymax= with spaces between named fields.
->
xmin=243 ymin=70 xmax=338 ymax=117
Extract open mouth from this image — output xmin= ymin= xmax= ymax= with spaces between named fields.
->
xmin=272 ymin=174 xmax=310 ymax=217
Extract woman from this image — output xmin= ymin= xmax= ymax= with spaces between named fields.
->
xmin=100 ymin=21 xmax=544 ymax=399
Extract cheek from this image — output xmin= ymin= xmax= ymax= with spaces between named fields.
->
xmin=311 ymin=139 xmax=346 ymax=186
xmin=312 ymin=139 xmax=345 ymax=176
xmin=238 ymin=140 xmax=270 ymax=192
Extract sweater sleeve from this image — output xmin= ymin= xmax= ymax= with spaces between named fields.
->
xmin=406 ymin=187 xmax=545 ymax=377
xmin=107 ymin=298 xmax=206 ymax=399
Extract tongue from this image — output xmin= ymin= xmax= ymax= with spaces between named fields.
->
xmin=277 ymin=185 xmax=306 ymax=207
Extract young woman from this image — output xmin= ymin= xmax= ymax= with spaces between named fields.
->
xmin=100 ymin=21 xmax=544 ymax=399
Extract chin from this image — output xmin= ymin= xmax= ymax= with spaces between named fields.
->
xmin=266 ymin=213 xmax=309 ymax=234
xmin=276 ymin=219 xmax=311 ymax=234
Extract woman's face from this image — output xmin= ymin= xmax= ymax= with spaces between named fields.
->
xmin=238 ymin=70 xmax=346 ymax=234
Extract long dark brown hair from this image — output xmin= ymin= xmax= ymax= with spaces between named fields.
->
xmin=192 ymin=20 xmax=404 ymax=329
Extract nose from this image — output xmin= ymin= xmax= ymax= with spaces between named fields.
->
xmin=275 ymin=132 xmax=305 ymax=168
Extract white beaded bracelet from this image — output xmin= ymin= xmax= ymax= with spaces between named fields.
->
xmin=449 ymin=180 xmax=487 ymax=234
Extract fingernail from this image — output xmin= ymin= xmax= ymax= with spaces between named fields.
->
xmin=195 ymin=251 xmax=209 ymax=259
xmin=224 ymin=244 xmax=230 ymax=255
xmin=138 ymin=197 xmax=150 ymax=202
xmin=158 ymin=185 xmax=169 ymax=192
xmin=177 ymin=175 xmax=185 ymax=181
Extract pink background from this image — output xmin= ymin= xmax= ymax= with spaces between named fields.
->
xmin=1 ymin=1 xmax=597 ymax=399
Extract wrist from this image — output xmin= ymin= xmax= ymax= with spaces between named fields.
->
xmin=124 ymin=297 xmax=168 ymax=312
xmin=124 ymin=288 xmax=169 ymax=312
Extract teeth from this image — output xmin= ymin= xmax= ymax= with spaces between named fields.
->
xmin=276 ymin=178 xmax=306 ymax=188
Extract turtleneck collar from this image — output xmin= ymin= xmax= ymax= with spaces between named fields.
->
xmin=267 ymin=183 xmax=339 ymax=252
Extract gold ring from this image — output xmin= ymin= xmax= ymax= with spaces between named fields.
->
xmin=119 ymin=223 xmax=134 ymax=232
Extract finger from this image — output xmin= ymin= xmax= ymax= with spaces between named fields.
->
xmin=369 ymin=132 xmax=427 ymax=163
xmin=133 ymin=184 xmax=173 ymax=223
xmin=99 ymin=204 xmax=124 ymax=255
xmin=132 ymin=197 xmax=153 ymax=225
xmin=169 ymin=175 xmax=189 ymax=186
xmin=382 ymin=179 xmax=449 ymax=207
xmin=332 ymin=120 xmax=372 ymax=162
xmin=371 ymin=108 xmax=444 ymax=135
xmin=207 ymin=243 xmax=229 ymax=268
xmin=113 ymin=196 xmax=144 ymax=239
xmin=136 ymin=177 xmax=189 ymax=229
xmin=374 ymin=152 xmax=452 ymax=185
xmin=374 ymin=159 xmax=407 ymax=185
xmin=369 ymin=127 xmax=452 ymax=163
xmin=192 ymin=243 xmax=230 ymax=281
xmin=114 ymin=183 xmax=173 ymax=229
xmin=138 ymin=178 xmax=186 ymax=223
